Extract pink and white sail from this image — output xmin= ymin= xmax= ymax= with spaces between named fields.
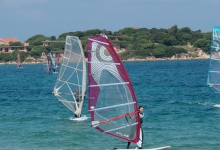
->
xmin=87 ymin=35 xmax=140 ymax=143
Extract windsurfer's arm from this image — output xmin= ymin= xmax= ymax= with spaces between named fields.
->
xmin=139 ymin=112 xmax=144 ymax=118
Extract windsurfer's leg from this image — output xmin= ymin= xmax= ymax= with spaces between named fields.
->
xmin=142 ymin=128 xmax=144 ymax=146
xmin=126 ymin=142 xmax=131 ymax=149
xmin=137 ymin=128 xmax=142 ymax=148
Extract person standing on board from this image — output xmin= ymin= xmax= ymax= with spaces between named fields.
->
xmin=137 ymin=106 xmax=144 ymax=149
xmin=74 ymin=88 xmax=81 ymax=118
xmin=126 ymin=106 xmax=144 ymax=149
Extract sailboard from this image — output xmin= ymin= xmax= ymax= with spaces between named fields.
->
xmin=207 ymin=26 xmax=220 ymax=93
xmin=17 ymin=53 xmax=21 ymax=68
xmin=116 ymin=145 xmax=171 ymax=150
xmin=42 ymin=52 xmax=50 ymax=73
xmin=53 ymin=36 xmax=87 ymax=121
xmin=49 ymin=52 xmax=58 ymax=74
xmin=87 ymin=35 xmax=170 ymax=149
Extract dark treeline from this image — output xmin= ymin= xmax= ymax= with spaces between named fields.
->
xmin=0 ymin=25 xmax=212 ymax=62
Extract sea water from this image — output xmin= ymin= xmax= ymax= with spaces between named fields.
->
xmin=0 ymin=60 xmax=220 ymax=150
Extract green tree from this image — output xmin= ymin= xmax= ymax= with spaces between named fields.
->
xmin=153 ymin=47 xmax=166 ymax=58
xmin=26 ymin=34 xmax=48 ymax=46
xmin=168 ymin=25 xmax=178 ymax=36
xmin=193 ymin=38 xmax=208 ymax=48
xmin=29 ymin=46 xmax=48 ymax=58
xmin=9 ymin=42 xmax=23 ymax=46
xmin=203 ymin=32 xmax=212 ymax=40
xmin=50 ymin=36 xmax=56 ymax=41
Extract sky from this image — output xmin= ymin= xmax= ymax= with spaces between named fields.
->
xmin=1 ymin=0 xmax=219 ymax=42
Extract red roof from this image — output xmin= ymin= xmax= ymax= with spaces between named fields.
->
xmin=0 ymin=38 xmax=20 ymax=43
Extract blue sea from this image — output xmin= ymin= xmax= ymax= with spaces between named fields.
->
xmin=0 ymin=60 xmax=220 ymax=150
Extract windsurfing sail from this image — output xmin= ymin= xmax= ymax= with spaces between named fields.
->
xmin=49 ymin=52 xmax=56 ymax=68
xmin=42 ymin=52 xmax=50 ymax=73
xmin=207 ymin=26 xmax=220 ymax=93
xmin=49 ymin=52 xmax=56 ymax=73
xmin=17 ymin=53 xmax=21 ymax=68
xmin=55 ymin=53 xmax=60 ymax=67
xmin=53 ymin=36 xmax=86 ymax=117
xmin=87 ymin=35 xmax=140 ymax=143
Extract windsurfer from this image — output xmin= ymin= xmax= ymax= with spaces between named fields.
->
xmin=126 ymin=106 xmax=144 ymax=149
xmin=74 ymin=88 xmax=80 ymax=102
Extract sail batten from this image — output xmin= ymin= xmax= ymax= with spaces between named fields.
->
xmin=89 ymin=82 xmax=129 ymax=87
xmin=53 ymin=36 xmax=86 ymax=116
xmin=88 ymin=62 xmax=120 ymax=65
xmin=104 ymin=123 xmax=138 ymax=133
xmin=87 ymin=35 xmax=140 ymax=143
xmin=89 ymin=102 xmax=136 ymax=111
xmin=88 ymin=38 xmax=109 ymax=45
xmin=60 ymin=64 xmax=84 ymax=72
xmin=210 ymin=58 xmax=220 ymax=61
xmin=209 ymin=71 xmax=220 ymax=73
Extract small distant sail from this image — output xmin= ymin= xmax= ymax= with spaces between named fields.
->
xmin=53 ymin=36 xmax=86 ymax=117
xmin=49 ymin=52 xmax=56 ymax=68
xmin=55 ymin=53 xmax=60 ymax=67
xmin=49 ymin=52 xmax=57 ymax=73
xmin=42 ymin=52 xmax=50 ymax=73
xmin=207 ymin=26 xmax=220 ymax=93
xmin=87 ymin=36 xmax=140 ymax=143
xmin=17 ymin=54 xmax=21 ymax=68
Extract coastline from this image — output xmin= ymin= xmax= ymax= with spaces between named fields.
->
xmin=123 ymin=56 xmax=210 ymax=62
xmin=0 ymin=56 xmax=210 ymax=65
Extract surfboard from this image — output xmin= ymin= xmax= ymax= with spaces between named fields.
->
xmin=69 ymin=115 xmax=90 ymax=121
xmin=115 ymin=146 xmax=171 ymax=150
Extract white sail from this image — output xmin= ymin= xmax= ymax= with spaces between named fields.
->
xmin=207 ymin=26 xmax=220 ymax=93
xmin=42 ymin=52 xmax=50 ymax=73
xmin=53 ymin=36 xmax=86 ymax=117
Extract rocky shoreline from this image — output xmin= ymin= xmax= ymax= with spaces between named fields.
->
xmin=0 ymin=50 xmax=210 ymax=65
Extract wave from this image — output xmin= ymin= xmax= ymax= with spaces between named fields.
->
xmin=213 ymin=104 xmax=220 ymax=108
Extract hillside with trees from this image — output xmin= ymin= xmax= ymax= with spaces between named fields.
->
xmin=0 ymin=25 xmax=212 ymax=63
